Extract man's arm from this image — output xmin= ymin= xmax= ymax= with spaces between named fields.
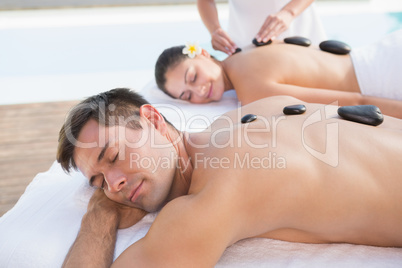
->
xmin=112 ymin=195 xmax=236 ymax=267
xmin=62 ymin=211 xmax=118 ymax=268
xmin=66 ymin=178 xmax=283 ymax=267
xmin=63 ymin=190 xmax=232 ymax=267
xmin=239 ymin=82 xmax=402 ymax=119
xmin=63 ymin=189 xmax=147 ymax=268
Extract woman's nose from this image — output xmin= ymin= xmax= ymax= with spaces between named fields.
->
xmin=104 ymin=170 xmax=127 ymax=193
xmin=193 ymin=84 xmax=207 ymax=97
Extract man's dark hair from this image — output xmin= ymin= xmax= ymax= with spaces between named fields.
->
xmin=154 ymin=45 xmax=186 ymax=98
xmin=57 ymin=88 xmax=172 ymax=173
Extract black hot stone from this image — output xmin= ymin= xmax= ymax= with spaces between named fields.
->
xmin=241 ymin=114 xmax=257 ymax=124
xmin=233 ymin=47 xmax=242 ymax=54
xmin=283 ymin=104 xmax=306 ymax=115
xmin=252 ymin=38 xmax=272 ymax=47
xmin=337 ymin=105 xmax=384 ymax=126
xmin=319 ymin=40 xmax=351 ymax=55
xmin=284 ymin=36 xmax=311 ymax=47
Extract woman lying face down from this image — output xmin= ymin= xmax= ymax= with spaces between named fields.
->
xmin=154 ymin=36 xmax=402 ymax=119
xmin=155 ymin=40 xmax=361 ymax=105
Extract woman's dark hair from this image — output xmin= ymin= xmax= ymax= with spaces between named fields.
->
xmin=155 ymin=45 xmax=186 ymax=97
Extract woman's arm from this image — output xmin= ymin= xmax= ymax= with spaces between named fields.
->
xmin=197 ymin=0 xmax=220 ymax=36
xmin=256 ymin=0 xmax=315 ymax=42
xmin=281 ymin=0 xmax=315 ymax=19
xmin=360 ymin=95 xmax=402 ymax=119
xmin=197 ymin=0 xmax=237 ymax=54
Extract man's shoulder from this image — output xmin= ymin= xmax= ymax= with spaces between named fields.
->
xmin=118 ymin=193 xmax=237 ymax=266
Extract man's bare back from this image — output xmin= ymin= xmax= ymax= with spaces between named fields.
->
xmin=61 ymin=90 xmax=402 ymax=267
xmin=112 ymin=96 xmax=402 ymax=266
xmin=185 ymin=96 xmax=402 ymax=249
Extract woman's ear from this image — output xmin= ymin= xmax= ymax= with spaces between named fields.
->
xmin=139 ymin=104 xmax=168 ymax=135
xmin=201 ymin=49 xmax=211 ymax=58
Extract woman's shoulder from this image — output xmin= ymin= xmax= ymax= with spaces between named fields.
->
xmin=228 ymin=41 xmax=288 ymax=60
xmin=223 ymin=42 xmax=285 ymax=72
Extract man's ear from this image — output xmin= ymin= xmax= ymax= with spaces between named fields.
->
xmin=201 ymin=48 xmax=211 ymax=58
xmin=139 ymin=104 xmax=168 ymax=135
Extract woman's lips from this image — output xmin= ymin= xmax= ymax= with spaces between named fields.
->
xmin=130 ymin=181 xmax=144 ymax=203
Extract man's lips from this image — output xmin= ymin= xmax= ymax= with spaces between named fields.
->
xmin=129 ymin=180 xmax=144 ymax=203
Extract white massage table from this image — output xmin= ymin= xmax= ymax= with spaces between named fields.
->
xmin=1 ymin=81 xmax=401 ymax=267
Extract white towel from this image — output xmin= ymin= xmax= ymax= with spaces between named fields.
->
xmin=141 ymin=80 xmax=239 ymax=132
xmin=350 ymin=29 xmax=402 ymax=100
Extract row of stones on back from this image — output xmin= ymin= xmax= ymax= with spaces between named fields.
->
xmin=278 ymin=37 xmax=384 ymax=126
xmin=251 ymin=36 xmax=351 ymax=55
xmin=284 ymin=36 xmax=351 ymax=55
xmin=244 ymin=36 xmax=383 ymax=126
xmin=242 ymin=104 xmax=384 ymax=127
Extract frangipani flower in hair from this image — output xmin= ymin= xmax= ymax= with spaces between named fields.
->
xmin=182 ymin=41 xmax=202 ymax=58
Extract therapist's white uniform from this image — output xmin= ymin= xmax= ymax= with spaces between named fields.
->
xmin=227 ymin=0 xmax=327 ymax=47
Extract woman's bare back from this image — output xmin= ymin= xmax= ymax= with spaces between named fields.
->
xmin=223 ymin=41 xmax=360 ymax=104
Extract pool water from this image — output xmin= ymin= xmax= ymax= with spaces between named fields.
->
xmin=323 ymin=12 xmax=402 ymax=46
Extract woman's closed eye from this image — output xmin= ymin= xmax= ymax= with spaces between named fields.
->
xmin=185 ymin=68 xmax=196 ymax=85
xmin=180 ymin=91 xmax=192 ymax=101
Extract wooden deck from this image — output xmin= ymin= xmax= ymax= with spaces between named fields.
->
xmin=0 ymin=100 xmax=79 ymax=216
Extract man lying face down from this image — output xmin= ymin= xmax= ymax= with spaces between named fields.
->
xmin=57 ymin=88 xmax=402 ymax=267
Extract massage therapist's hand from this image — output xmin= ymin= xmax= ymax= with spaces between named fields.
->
xmin=86 ymin=189 xmax=148 ymax=230
xmin=211 ymin=27 xmax=237 ymax=55
xmin=255 ymin=9 xmax=294 ymax=43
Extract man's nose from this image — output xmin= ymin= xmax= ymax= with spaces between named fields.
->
xmin=104 ymin=170 xmax=127 ymax=192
